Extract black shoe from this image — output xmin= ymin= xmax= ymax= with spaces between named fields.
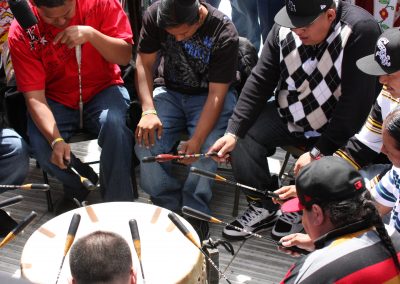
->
xmin=185 ymin=217 xmax=210 ymax=243
xmin=54 ymin=197 xmax=79 ymax=216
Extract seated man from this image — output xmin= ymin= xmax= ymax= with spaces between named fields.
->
xmin=209 ymin=0 xmax=381 ymax=240
xmin=0 ymin=0 xmax=29 ymax=188
xmin=8 ymin=0 xmax=135 ymax=213
xmin=69 ymin=231 xmax=136 ymax=284
xmin=134 ymin=0 xmax=238 ymax=239
xmin=279 ymin=156 xmax=400 ymax=283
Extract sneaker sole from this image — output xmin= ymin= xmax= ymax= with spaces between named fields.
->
xmin=222 ymin=217 xmax=279 ymax=241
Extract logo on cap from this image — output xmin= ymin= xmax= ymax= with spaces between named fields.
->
xmin=354 ymin=180 xmax=363 ymax=190
xmin=288 ymin=0 xmax=296 ymax=12
xmin=376 ymin=37 xmax=391 ymax=67
xmin=320 ymin=5 xmax=326 ymax=10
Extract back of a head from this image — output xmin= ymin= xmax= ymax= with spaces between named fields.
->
xmin=31 ymin=0 xmax=66 ymax=8
xmin=69 ymin=231 xmax=133 ymax=284
xmin=157 ymin=0 xmax=200 ymax=29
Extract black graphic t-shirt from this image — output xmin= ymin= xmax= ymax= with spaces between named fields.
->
xmin=138 ymin=2 xmax=238 ymax=95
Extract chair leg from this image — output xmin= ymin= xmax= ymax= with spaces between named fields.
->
xmin=232 ymin=186 xmax=240 ymax=217
xmin=42 ymin=170 xmax=54 ymax=212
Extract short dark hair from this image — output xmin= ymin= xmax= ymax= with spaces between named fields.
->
xmin=384 ymin=108 xmax=400 ymax=150
xmin=69 ymin=231 xmax=133 ymax=284
xmin=32 ymin=0 xmax=67 ymax=8
xmin=157 ymin=0 xmax=200 ymax=29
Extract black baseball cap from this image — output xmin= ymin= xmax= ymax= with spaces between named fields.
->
xmin=357 ymin=28 xmax=400 ymax=76
xmin=274 ymin=0 xmax=333 ymax=28
xmin=157 ymin=0 xmax=200 ymax=29
xmin=281 ymin=156 xmax=366 ymax=213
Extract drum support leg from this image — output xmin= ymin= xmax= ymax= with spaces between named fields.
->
xmin=202 ymin=240 xmax=220 ymax=284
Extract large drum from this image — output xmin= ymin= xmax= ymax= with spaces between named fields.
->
xmin=20 ymin=202 xmax=206 ymax=284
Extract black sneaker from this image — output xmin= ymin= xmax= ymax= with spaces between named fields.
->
xmin=222 ymin=203 xmax=280 ymax=240
xmin=185 ymin=217 xmax=210 ymax=243
xmin=271 ymin=212 xmax=303 ymax=241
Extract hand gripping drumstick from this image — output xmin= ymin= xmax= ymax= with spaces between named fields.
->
xmin=142 ymin=152 xmax=218 ymax=163
xmin=0 ymin=184 xmax=50 ymax=191
xmin=181 ymin=207 xmax=309 ymax=254
xmin=64 ymin=159 xmax=96 ymax=191
xmin=55 ymin=213 xmax=81 ymax=284
xmin=189 ymin=167 xmax=280 ymax=199
xmin=129 ymin=219 xmax=145 ymax=283
xmin=167 ymin=212 xmax=232 ymax=284
xmin=182 ymin=206 xmax=263 ymax=239
xmin=0 ymin=211 xmax=37 ymax=248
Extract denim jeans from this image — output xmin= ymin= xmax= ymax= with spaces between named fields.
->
xmin=0 ymin=128 xmax=29 ymax=190
xmin=206 ymin=0 xmax=221 ymax=8
xmin=28 ymin=85 xmax=134 ymax=201
xmin=231 ymin=101 xmax=316 ymax=210
xmin=230 ymin=0 xmax=284 ymax=51
xmin=135 ymin=87 xmax=237 ymax=214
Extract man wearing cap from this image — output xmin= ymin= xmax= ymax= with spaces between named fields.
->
xmin=209 ymin=0 xmax=381 ymax=240
xmin=134 ymin=0 xmax=238 ymax=239
xmin=279 ymin=156 xmax=400 ymax=283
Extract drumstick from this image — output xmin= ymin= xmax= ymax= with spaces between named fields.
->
xmin=190 ymin=167 xmax=280 ymax=199
xmin=0 ymin=211 xmax=37 ymax=248
xmin=167 ymin=212 xmax=232 ymax=284
xmin=0 ymin=183 xmax=50 ymax=191
xmin=0 ymin=195 xmax=23 ymax=209
xmin=181 ymin=207 xmax=308 ymax=254
xmin=129 ymin=219 xmax=145 ymax=283
xmin=142 ymin=152 xmax=218 ymax=163
xmin=64 ymin=159 xmax=97 ymax=191
xmin=55 ymin=213 xmax=81 ymax=284
xmin=182 ymin=206 xmax=263 ymax=239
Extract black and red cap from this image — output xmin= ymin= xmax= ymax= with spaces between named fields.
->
xmin=282 ymin=156 xmax=366 ymax=213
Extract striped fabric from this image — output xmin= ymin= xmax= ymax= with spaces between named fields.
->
xmin=335 ymin=89 xmax=400 ymax=170
xmin=281 ymin=226 xmax=400 ymax=283
xmin=372 ymin=166 xmax=400 ymax=233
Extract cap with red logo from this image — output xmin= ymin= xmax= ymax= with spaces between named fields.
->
xmin=281 ymin=156 xmax=366 ymax=213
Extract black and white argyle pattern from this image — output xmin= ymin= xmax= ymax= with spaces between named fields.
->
xmin=276 ymin=22 xmax=352 ymax=134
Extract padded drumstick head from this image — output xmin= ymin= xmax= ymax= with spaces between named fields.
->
xmin=0 ymin=195 xmax=23 ymax=209
xmin=7 ymin=0 xmax=37 ymax=29
xmin=190 ymin=167 xmax=220 ymax=180
xmin=182 ymin=206 xmax=219 ymax=223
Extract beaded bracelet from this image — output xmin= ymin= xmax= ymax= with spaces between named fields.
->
xmin=141 ymin=109 xmax=157 ymax=117
xmin=51 ymin=137 xmax=64 ymax=149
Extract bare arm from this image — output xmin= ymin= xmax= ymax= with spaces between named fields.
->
xmin=134 ymin=52 xmax=163 ymax=147
xmin=179 ymin=82 xmax=229 ymax=164
xmin=53 ymin=26 xmax=132 ymax=65
xmin=375 ymin=202 xmax=392 ymax=217
xmin=24 ymin=90 xmax=70 ymax=169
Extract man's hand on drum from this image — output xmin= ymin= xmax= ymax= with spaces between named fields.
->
xmin=135 ymin=114 xmax=163 ymax=148
xmin=272 ymin=185 xmax=297 ymax=205
xmin=51 ymin=140 xmax=71 ymax=170
xmin=207 ymin=133 xmax=237 ymax=163
xmin=278 ymin=233 xmax=315 ymax=257
xmin=294 ymin=151 xmax=313 ymax=176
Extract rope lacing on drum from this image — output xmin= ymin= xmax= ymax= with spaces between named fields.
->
xmin=203 ymin=237 xmax=235 ymax=255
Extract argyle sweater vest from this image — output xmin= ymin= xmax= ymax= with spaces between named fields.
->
xmin=276 ymin=22 xmax=352 ymax=134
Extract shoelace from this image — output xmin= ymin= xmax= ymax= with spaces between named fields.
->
xmin=239 ymin=204 xmax=265 ymax=225
xmin=279 ymin=212 xmax=302 ymax=224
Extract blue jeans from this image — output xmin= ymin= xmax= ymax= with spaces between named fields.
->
xmin=135 ymin=87 xmax=237 ymax=214
xmin=206 ymin=0 xmax=221 ymax=8
xmin=0 ymin=128 xmax=29 ymax=190
xmin=28 ymin=85 xmax=134 ymax=201
xmin=231 ymin=101 xmax=316 ymax=209
xmin=231 ymin=0 xmax=284 ymax=51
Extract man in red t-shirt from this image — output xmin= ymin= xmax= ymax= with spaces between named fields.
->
xmin=8 ymin=0 xmax=135 ymax=213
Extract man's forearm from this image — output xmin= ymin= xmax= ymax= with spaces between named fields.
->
xmin=24 ymin=92 xmax=61 ymax=145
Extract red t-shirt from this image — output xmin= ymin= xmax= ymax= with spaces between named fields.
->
xmin=8 ymin=0 xmax=133 ymax=108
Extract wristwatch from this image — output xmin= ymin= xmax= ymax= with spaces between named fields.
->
xmin=309 ymin=147 xmax=323 ymax=160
